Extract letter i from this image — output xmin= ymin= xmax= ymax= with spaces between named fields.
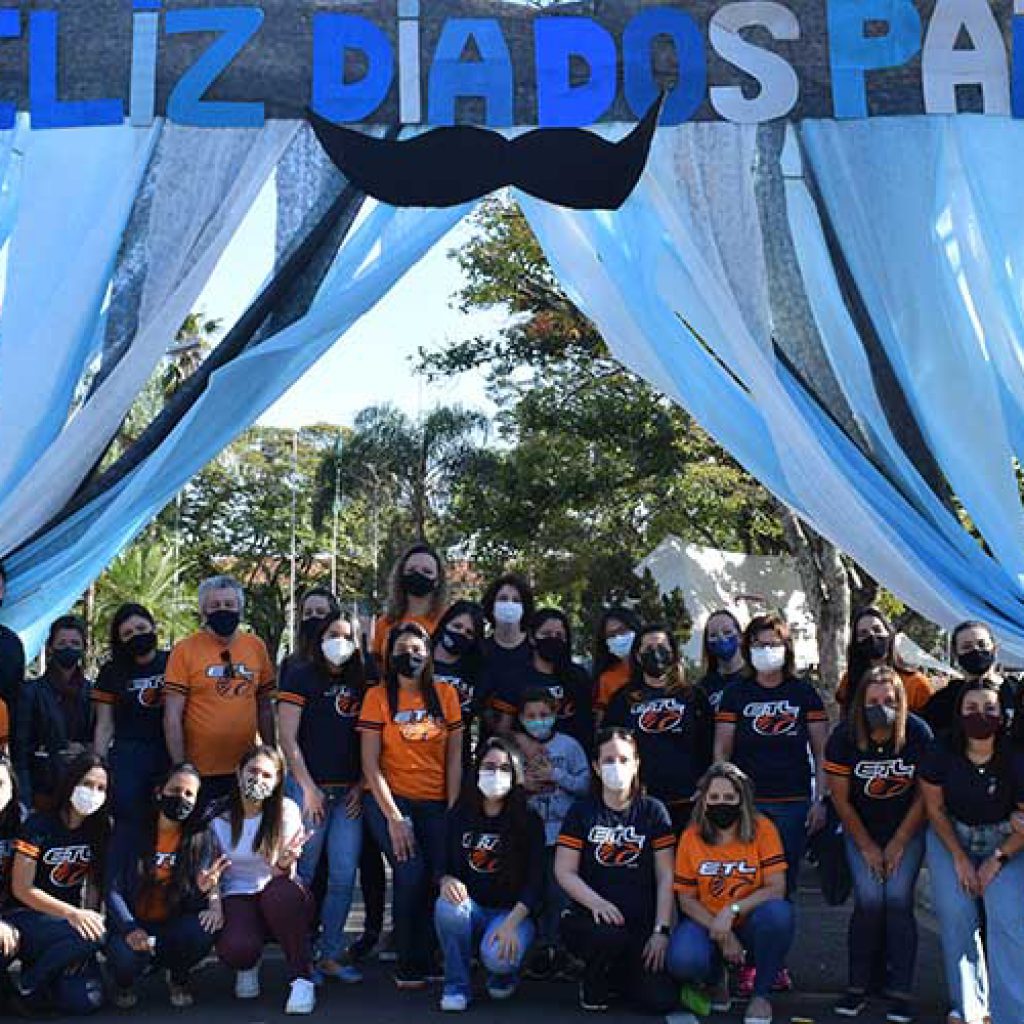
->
xmin=131 ymin=0 xmax=161 ymax=126
xmin=398 ymin=0 xmax=421 ymax=124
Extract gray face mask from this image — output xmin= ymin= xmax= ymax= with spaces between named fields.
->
xmin=241 ymin=776 xmax=275 ymax=802
xmin=864 ymin=703 xmax=896 ymax=733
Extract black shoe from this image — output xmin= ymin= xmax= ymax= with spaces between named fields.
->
xmin=393 ymin=970 xmax=427 ymax=991
xmin=550 ymin=948 xmax=579 ymax=983
xmin=345 ymin=931 xmax=380 ymax=964
xmin=578 ymin=980 xmax=609 ymax=1012
xmin=524 ymin=947 xmax=555 ymax=981
xmin=835 ymin=991 xmax=867 ymax=1017
xmin=886 ymin=996 xmax=914 ymax=1024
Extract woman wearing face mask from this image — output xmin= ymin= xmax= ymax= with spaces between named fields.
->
xmin=668 ymin=762 xmax=793 ymax=1024
xmin=279 ymin=588 xmax=341 ymax=691
xmin=920 ymin=679 xmax=1024 ymax=1024
xmin=517 ymin=688 xmax=590 ymax=982
xmin=478 ymin=574 xmax=536 ymax=737
xmin=8 ymin=753 xmax=119 ymax=1012
xmin=92 ymin=604 xmax=169 ymax=829
xmin=211 ymin=745 xmax=316 ymax=1015
xmin=16 ymin=616 xmax=93 ymax=810
xmin=106 ymin=763 xmax=225 ymax=1008
xmin=555 ymin=728 xmax=678 ymax=1015
xmin=278 ymin=609 xmax=365 ymax=983
xmin=592 ymin=608 xmax=642 ymax=730
xmin=826 ymin=668 xmax=932 ymax=1023
xmin=359 ymin=622 xmax=463 ymax=989
xmin=605 ymin=626 xmax=714 ymax=835
xmin=835 ymin=608 xmax=932 ymax=715
xmin=432 ymin=601 xmax=487 ymax=778
xmin=434 ymin=738 xmax=545 ymax=1011
xmin=698 ymin=610 xmax=747 ymax=713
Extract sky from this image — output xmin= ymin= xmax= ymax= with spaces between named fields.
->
xmin=193 ymin=175 xmax=501 ymax=430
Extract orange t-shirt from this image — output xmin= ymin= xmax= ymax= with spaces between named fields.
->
xmin=357 ymin=683 xmax=462 ymax=801
xmin=164 ymin=631 xmax=275 ymax=777
xmin=594 ymin=662 xmax=631 ymax=713
xmin=370 ymin=612 xmax=443 ymax=663
xmin=837 ymin=667 xmax=932 ymax=712
xmin=135 ymin=824 xmax=182 ymax=924
xmin=674 ymin=815 xmax=787 ymax=918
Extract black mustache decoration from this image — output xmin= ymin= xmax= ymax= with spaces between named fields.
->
xmin=308 ymin=95 xmax=664 ymax=211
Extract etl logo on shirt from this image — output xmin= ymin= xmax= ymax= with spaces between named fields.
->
xmin=698 ymin=859 xmax=758 ymax=899
xmin=855 ymin=758 xmax=916 ymax=799
xmin=325 ymin=685 xmax=359 ymax=718
xmin=206 ymin=662 xmax=255 ymax=698
xmin=394 ymin=709 xmax=442 ymax=742
xmin=636 ymin=697 xmax=685 ymax=733
xmin=43 ymin=845 xmax=92 ymax=888
xmin=128 ymin=674 xmax=163 ymax=708
xmin=588 ymin=824 xmax=645 ymax=867
xmin=743 ymin=700 xmax=799 ymax=736
xmin=463 ymin=832 xmax=501 ymax=874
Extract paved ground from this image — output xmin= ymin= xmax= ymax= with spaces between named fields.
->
xmin=78 ymin=871 xmax=949 ymax=1024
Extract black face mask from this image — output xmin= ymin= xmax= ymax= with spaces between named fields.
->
xmin=393 ymin=652 xmax=426 ymax=678
xmin=440 ymin=628 xmax=473 ymax=657
xmin=207 ymin=609 xmax=240 ymax=639
xmin=535 ymin=637 xmax=569 ymax=666
xmin=962 ymin=711 xmax=1002 ymax=740
xmin=53 ymin=647 xmax=82 ymax=670
xmin=854 ymin=635 xmax=889 ymax=662
xmin=301 ymin=615 xmax=327 ymax=641
xmin=126 ymin=631 xmax=157 ymax=659
xmin=158 ymin=793 xmax=196 ymax=823
xmin=639 ymin=645 xmax=674 ymax=678
xmin=958 ymin=649 xmax=995 ymax=678
xmin=864 ymin=703 xmax=897 ymax=733
xmin=401 ymin=570 xmax=437 ymax=598
xmin=706 ymin=803 xmax=742 ymax=830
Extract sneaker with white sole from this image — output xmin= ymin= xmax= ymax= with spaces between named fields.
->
xmin=440 ymin=992 xmax=468 ymax=1012
xmin=234 ymin=966 xmax=261 ymax=1000
xmin=285 ymin=978 xmax=317 ymax=1015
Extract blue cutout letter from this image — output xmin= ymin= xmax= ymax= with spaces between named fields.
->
xmin=828 ymin=0 xmax=921 ymax=118
xmin=427 ymin=19 xmax=514 ymax=126
xmin=312 ymin=14 xmax=393 ymax=123
xmin=535 ymin=18 xmax=616 ymax=127
xmin=623 ymin=9 xmax=706 ymax=125
xmin=166 ymin=7 xmax=264 ymax=128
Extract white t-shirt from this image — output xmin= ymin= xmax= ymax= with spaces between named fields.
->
xmin=211 ymin=797 xmax=303 ymax=897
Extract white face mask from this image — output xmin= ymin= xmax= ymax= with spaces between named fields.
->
xmin=71 ymin=785 xmax=106 ymax=817
xmin=493 ymin=600 xmax=524 ymax=626
xmin=322 ymin=637 xmax=356 ymax=666
xmin=477 ymin=769 xmax=512 ymax=800
xmin=606 ymin=632 xmax=635 ymax=660
xmin=600 ymin=763 xmax=634 ymax=793
xmin=750 ymin=646 xmax=786 ymax=674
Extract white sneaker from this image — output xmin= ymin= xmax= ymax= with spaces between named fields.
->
xmin=235 ymin=966 xmax=261 ymax=999
xmin=440 ymin=992 xmax=469 ymax=1012
xmin=285 ymin=978 xmax=317 ymax=1015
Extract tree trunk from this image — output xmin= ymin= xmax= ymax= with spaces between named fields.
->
xmin=777 ymin=503 xmax=851 ymax=699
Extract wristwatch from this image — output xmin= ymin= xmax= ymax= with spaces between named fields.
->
xmin=653 ymin=924 xmax=671 ymax=936
xmin=729 ymin=902 xmax=742 ymax=917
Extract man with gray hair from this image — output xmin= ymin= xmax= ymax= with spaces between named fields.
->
xmin=164 ymin=575 xmax=276 ymax=807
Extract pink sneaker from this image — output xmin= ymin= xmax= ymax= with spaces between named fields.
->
xmin=737 ymin=965 xmax=757 ymax=997
xmin=770 ymin=967 xmax=794 ymax=992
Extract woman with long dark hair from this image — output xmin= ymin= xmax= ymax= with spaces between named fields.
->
xmin=279 ymin=609 xmax=366 ymax=982
xmin=211 ymin=744 xmax=316 ymax=1014
xmin=92 ymin=603 xmax=169 ymax=828
xmin=697 ymin=609 xmax=746 ymax=713
xmin=592 ymin=607 xmax=641 ymax=729
xmin=434 ymin=737 xmax=544 ymax=1011
xmin=359 ymin=622 xmax=463 ymax=989
xmin=477 ymin=574 xmax=536 ymax=737
xmin=555 ymin=727 xmax=677 ymax=1015
xmin=279 ymin=586 xmax=341 ymax=689
xmin=605 ymin=624 xmax=714 ymax=834
xmin=105 ymin=762 xmax=226 ymax=1008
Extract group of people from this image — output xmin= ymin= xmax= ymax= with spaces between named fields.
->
xmin=0 ymin=548 xmax=1021 ymax=1024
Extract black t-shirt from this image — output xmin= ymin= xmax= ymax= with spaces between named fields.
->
xmin=698 ymin=668 xmax=745 ymax=714
xmin=14 ymin=811 xmax=97 ymax=906
xmin=717 ymin=677 xmax=827 ymax=802
xmin=920 ymin=741 xmax=1024 ymax=826
xmin=516 ymin=663 xmax=594 ymax=754
xmin=921 ymin=676 xmax=1020 ymax=744
xmin=604 ymin=684 xmax=713 ymax=806
xmin=434 ymin=658 xmax=479 ymax=773
xmin=92 ymin=651 xmax=168 ymax=744
xmin=0 ymin=624 xmax=24 ymax=717
xmin=824 ymin=714 xmax=933 ymax=843
xmin=557 ymin=794 xmax=675 ymax=928
xmin=443 ymin=802 xmax=545 ymax=911
xmin=478 ymin=639 xmax=533 ymax=720
xmin=278 ymin=661 xmax=363 ymax=787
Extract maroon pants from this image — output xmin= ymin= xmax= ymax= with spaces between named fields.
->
xmin=217 ymin=875 xmax=315 ymax=981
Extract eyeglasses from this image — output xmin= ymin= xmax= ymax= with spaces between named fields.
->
xmin=220 ymin=650 xmax=235 ymax=678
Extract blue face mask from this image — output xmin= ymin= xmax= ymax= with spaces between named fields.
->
xmin=708 ymin=635 xmax=739 ymax=662
xmin=522 ymin=716 xmax=556 ymax=740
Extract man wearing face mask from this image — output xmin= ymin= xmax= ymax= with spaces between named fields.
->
xmin=164 ymin=576 xmax=276 ymax=812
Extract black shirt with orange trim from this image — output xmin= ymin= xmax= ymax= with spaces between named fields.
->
xmin=698 ymin=667 xmax=746 ymax=714
xmin=91 ymin=651 xmax=168 ymax=745
xmin=717 ymin=677 xmax=827 ymax=802
xmin=14 ymin=811 xmax=95 ymax=907
xmin=557 ymin=794 xmax=674 ymax=929
xmin=919 ymin=740 xmax=1024 ymax=827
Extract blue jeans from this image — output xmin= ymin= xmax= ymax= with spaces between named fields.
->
xmin=109 ymin=739 xmax=169 ymax=829
xmin=363 ymin=793 xmax=447 ymax=976
xmin=7 ymin=910 xmax=111 ymax=995
xmin=667 ymin=900 xmax=795 ymax=1000
xmin=927 ymin=826 xmax=1024 ymax=1024
xmin=296 ymin=785 xmax=363 ymax=961
xmin=105 ymin=913 xmax=215 ymax=986
xmin=844 ymin=831 xmax=923 ymax=994
xmin=757 ymin=800 xmax=810 ymax=896
xmin=434 ymin=896 xmax=535 ymax=998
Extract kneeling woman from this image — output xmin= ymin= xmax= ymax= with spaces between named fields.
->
xmin=435 ymin=737 xmax=544 ymax=1011
xmin=9 ymin=753 xmax=119 ymax=1011
xmin=211 ymin=745 xmax=316 ymax=1015
xmin=668 ymin=762 xmax=793 ymax=1024
xmin=106 ymin=762 xmax=227 ymax=1008
xmin=555 ymin=727 xmax=677 ymax=1015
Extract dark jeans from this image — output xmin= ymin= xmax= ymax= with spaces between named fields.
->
xmin=845 ymin=832 xmax=924 ymax=995
xmin=757 ymin=799 xmax=810 ymax=896
xmin=363 ymin=793 xmax=446 ymax=976
xmin=109 ymin=740 xmax=169 ymax=829
xmin=561 ymin=912 xmax=677 ymax=1015
xmin=106 ymin=913 xmax=215 ymax=986
xmin=358 ymin=821 xmax=386 ymax=937
xmin=216 ymin=876 xmax=315 ymax=981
